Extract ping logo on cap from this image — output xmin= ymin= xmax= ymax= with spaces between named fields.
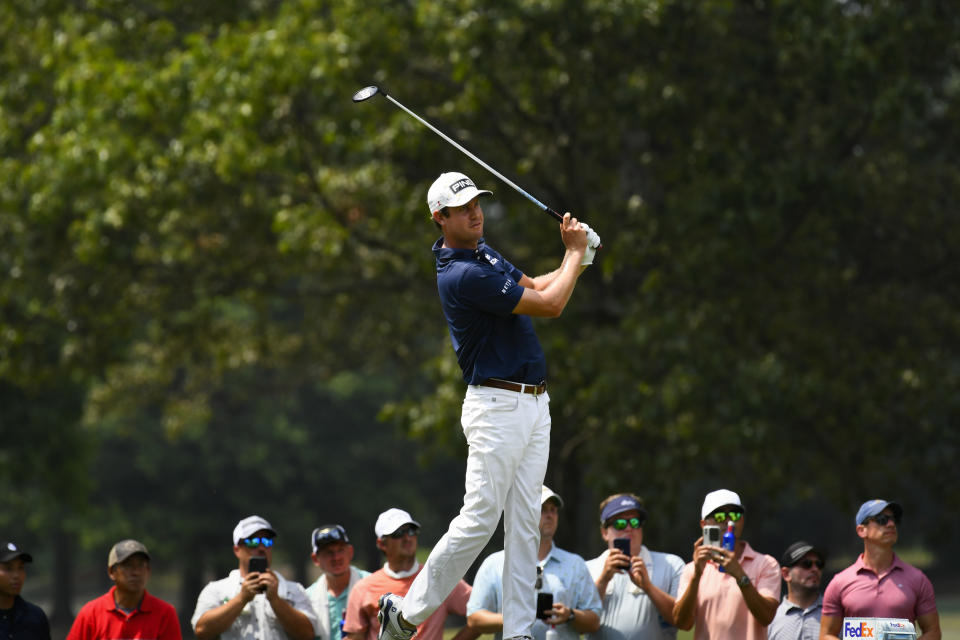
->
xmin=450 ymin=178 xmax=474 ymax=193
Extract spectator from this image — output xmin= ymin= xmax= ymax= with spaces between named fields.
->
xmin=767 ymin=541 xmax=825 ymax=640
xmin=0 ymin=541 xmax=50 ymax=640
xmin=819 ymin=500 xmax=940 ymax=640
xmin=467 ymin=486 xmax=601 ymax=640
xmin=343 ymin=508 xmax=475 ymax=640
xmin=66 ymin=539 xmax=180 ymax=640
xmin=306 ymin=525 xmax=370 ymax=640
xmin=192 ymin=515 xmax=319 ymax=640
xmin=673 ymin=489 xmax=780 ymax=640
xmin=586 ymin=494 xmax=684 ymax=640
xmin=378 ymin=173 xmax=597 ymax=640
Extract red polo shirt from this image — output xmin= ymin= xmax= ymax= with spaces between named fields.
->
xmin=66 ymin=586 xmax=182 ymax=640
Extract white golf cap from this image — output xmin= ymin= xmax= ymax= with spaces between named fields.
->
xmin=233 ymin=515 xmax=277 ymax=545
xmin=427 ymin=172 xmax=492 ymax=215
xmin=701 ymin=489 xmax=744 ymax=520
xmin=374 ymin=508 xmax=421 ymax=538
xmin=541 ymin=485 xmax=564 ymax=508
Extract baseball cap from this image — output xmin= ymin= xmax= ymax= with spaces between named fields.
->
xmin=374 ymin=508 xmax=421 ymax=538
xmin=233 ymin=515 xmax=278 ymax=545
xmin=107 ymin=539 xmax=150 ymax=568
xmin=855 ymin=499 xmax=903 ymax=526
xmin=312 ymin=525 xmax=350 ymax=553
xmin=600 ymin=495 xmax=648 ymax=524
xmin=0 ymin=542 xmax=33 ymax=563
xmin=426 ymin=172 xmax=492 ymax=215
xmin=781 ymin=541 xmax=826 ymax=568
xmin=701 ymin=489 xmax=744 ymax=520
xmin=541 ymin=485 xmax=564 ymax=508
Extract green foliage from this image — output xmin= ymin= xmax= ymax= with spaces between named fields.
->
xmin=1 ymin=0 xmax=959 ymax=583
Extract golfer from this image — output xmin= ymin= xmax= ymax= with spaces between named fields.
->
xmin=378 ymin=171 xmax=598 ymax=640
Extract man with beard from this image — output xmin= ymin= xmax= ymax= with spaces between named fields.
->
xmin=767 ymin=542 xmax=826 ymax=640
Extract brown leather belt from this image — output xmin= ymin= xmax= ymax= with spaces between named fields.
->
xmin=479 ymin=378 xmax=547 ymax=396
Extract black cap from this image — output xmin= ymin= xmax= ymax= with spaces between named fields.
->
xmin=781 ymin=541 xmax=826 ymax=568
xmin=311 ymin=525 xmax=350 ymax=553
xmin=0 ymin=542 xmax=33 ymax=563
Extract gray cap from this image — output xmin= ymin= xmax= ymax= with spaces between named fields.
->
xmin=107 ymin=539 xmax=150 ymax=568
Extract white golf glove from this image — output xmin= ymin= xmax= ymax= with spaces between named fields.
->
xmin=580 ymin=223 xmax=602 ymax=266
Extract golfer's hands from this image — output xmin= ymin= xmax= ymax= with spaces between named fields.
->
xmin=560 ymin=213 xmax=588 ymax=256
xmin=581 ymin=223 xmax=602 ymax=266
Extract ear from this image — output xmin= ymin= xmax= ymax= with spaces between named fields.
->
xmin=310 ymin=552 xmax=321 ymax=567
xmin=431 ymin=211 xmax=445 ymax=226
xmin=345 ymin=545 xmax=355 ymax=561
xmin=375 ymin=538 xmax=387 ymax=553
xmin=781 ymin=566 xmax=791 ymax=582
xmin=233 ymin=545 xmax=243 ymax=561
xmin=108 ymin=566 xmax=118 ymax=582
xmin=856 ymin=524 xmax=868 ymax=540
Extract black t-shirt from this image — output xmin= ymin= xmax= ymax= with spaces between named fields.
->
xmin=0 ymin=596 xmax=50 ymax=640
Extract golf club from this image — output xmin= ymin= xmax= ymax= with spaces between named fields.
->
xmin=352 ymin=85 xmax=564 ymax=223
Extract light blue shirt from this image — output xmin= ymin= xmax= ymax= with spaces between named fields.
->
xmin=585 ymin=547 xmax=685 ymax=640
xmin=467 ymin=544 xmax=603 ymax=640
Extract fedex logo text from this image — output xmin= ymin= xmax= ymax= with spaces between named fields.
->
xmin=843 ymin=621 xmax=874 ymax=637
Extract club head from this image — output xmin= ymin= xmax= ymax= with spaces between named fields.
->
xmin=352 ymin=85 xmax=381 ymax=102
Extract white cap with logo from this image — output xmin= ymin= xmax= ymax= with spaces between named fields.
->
xmin=701 ymin=489 xmax=744 ymax=520
xmin=427 ymin=172 xmax=493 ymax=215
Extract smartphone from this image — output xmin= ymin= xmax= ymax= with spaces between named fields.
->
xmin=535 ymin=592 xmax=553 ymax=620
xmin=613 ymin=538 xmax=631 ymax=556
xmin=702 ymin=525 xmax=721 ymax=548
xmin=248 ymin=556 xmax=268 ymax=574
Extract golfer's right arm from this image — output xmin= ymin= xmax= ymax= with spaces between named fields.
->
xmin=513 ymin=214 xmax=587 ymax=317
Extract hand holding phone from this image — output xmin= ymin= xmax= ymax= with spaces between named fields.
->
xmin=247 ymin=556 xmax=268 ymax=592
xmin=612 ymin=538 xmax=631 ymax=557
xmin=535 ymin=592 xmax=553 ymax=620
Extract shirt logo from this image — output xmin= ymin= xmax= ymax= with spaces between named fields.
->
xmin=485 ymin=253 xmax=498 ymax=266
xmin=501 ymin=280 xmax=511 ymax=294
xmin=450 ymin=178 xmax=474 ymax=194
xmin=843 ymin=621 xmax=874 ymax=638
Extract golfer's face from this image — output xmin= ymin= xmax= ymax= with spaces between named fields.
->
xmin=441 ymin=198 xmax=484 ymax=246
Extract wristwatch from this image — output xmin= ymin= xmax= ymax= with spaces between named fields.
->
xmin=568 ymin=609 xmax=576 ymax=625
xmin=737 ymin=574 xmax=751 ymax=589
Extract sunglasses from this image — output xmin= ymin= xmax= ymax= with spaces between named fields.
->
xmin=710 ymin=511 xmax=743 ymax=523
xmin=240 ymin=536 xmax=275 ymax=548
xmin=606 ymin=517 xmax=643 ymax=531
xmin=867 ymin=514 xmax=899 ymax=526
xmin=388 ymin=526 xmax=419 ymax=539
xmin=796 ymin=558 xmax=825 ymax=570
xmin=313 ymin=526 xmax=348 ymax=548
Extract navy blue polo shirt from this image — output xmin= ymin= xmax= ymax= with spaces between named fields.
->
xmin=0 ymin=596 xmax=51 ymax=640
xmin=433 ymin=238 xmax=546 ymax=385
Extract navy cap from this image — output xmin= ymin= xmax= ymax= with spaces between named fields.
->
xmin=855 ymin=499 xmax=903 ymax=526
xmin=311 ymin=525 xmax=350 ymax=553
xmin=601 ymin=495 xmax=648 ymax=524
xmin=0 ymin=542 xmax=33 ymax=563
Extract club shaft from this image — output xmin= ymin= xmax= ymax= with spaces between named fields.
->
xmin=383 ymin=93 xmax=563 ymax=222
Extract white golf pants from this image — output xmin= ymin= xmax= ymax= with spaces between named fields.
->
xmin=402 ymin=385 xmax=551 ymax=639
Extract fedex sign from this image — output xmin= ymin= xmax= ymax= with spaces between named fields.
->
xmin=841 ymin=618 xmax=916 ymax=640
xmin=843 ymin=620 xmax=874 ymax=637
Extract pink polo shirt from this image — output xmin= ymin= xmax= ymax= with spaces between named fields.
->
xmin=822 ymin=553 xmax=937 ymax=621
xmin=677 ymin=541 xmax=781 ymax=640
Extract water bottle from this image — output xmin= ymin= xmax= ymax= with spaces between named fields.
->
xmin=718 ymin=521 xmax=735 ymax=573
xmin=338 ymin=612 xmax=346 ymax=640
xmin=545 ymin=625 xmax=558 ymax=640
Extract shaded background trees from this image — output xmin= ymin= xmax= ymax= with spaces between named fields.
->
xmin=2 ymin=0 xmax=959 ymax=634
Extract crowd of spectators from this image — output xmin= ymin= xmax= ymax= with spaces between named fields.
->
xmin=0 ymin=492 xmax=940 ymax=640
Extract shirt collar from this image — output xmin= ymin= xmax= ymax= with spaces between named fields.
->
xmin=433 ymin=237 xmax=485 ymax=262
xmin=108 ymin=586 xmax=149 ymax=613
xmin=782 ymin=594 xmax=823 ymax=614
xmin=853 ymin=552 xmax=905 ymax=576
xmin=539 ymin=542 xmax=558 ymax=566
